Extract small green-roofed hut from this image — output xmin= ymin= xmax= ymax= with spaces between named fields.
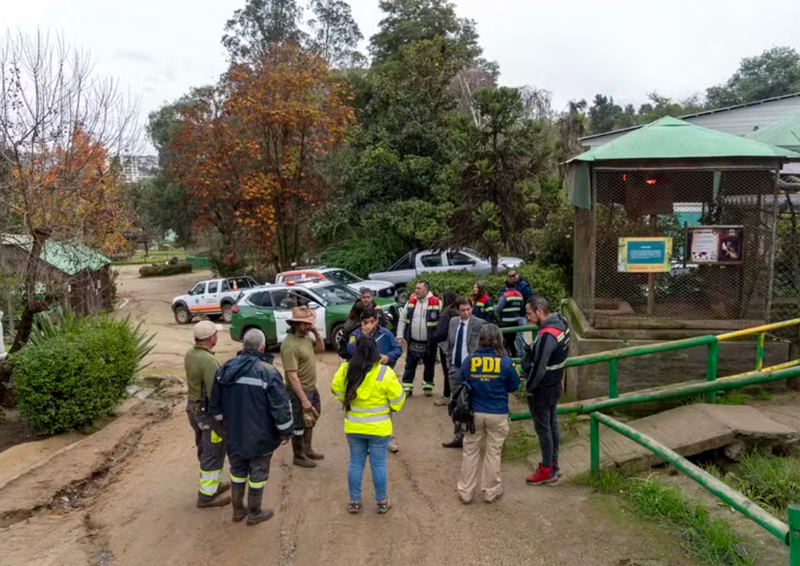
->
xmin=565 ymin=116 xmax=800 ymax=335
xmin=745 ymin=111 xmax=800 ymax=153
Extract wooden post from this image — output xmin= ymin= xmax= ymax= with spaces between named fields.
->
xmin=647 ymin=215 xmax=658 ymax=316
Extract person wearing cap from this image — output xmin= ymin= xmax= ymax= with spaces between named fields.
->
xmin=184 ymin=320 xmax=230 ymax=508
xmin=280 ymin=306 xmax=326 ymax=468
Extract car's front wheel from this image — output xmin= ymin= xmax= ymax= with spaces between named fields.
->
xmin=221 ymin=303 xmax=233 ymax=324
xmin=331 ymin=323 xmax=345 ymax=349
xmin=174 ymin=306 xmax=191 ymax=325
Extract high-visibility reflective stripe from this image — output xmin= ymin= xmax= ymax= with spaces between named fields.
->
xmin=546 ymin=361 xmax=567 ymax=370
xmin=389 ymin=391 xmax=405 ymax=405
xmin=248 ymin=480 xmax=267 ymax=489
xmin=422 ymin=383 xmax=433 ymax=390
xmin=293 ymin=430 xmax=305 ymax=436
xmin=199 ymin=469 xmax=222 ymax=495
xmin=350 ymin=403 xmax=389 ymax=413
xmin=235 ymin=376 xmax=266 ymax=388
xmin=402 ymin=383 xmax=413 ymax=392
xmin=210 ymin=430 xmax=223 ymax=443
xmin=333 ymin=394 xmax=344 ymax=401
xmin=345 ymin=413 xmax=391 ymax=423
xmin=376 ymin=366 xmax=388 ymax=382
xmin=276 ymin=417 xmax=294 ymax=431
xmin=428 ymin=305 xmax=440 ymax=310
xmin=426 ymin=322 xmax=437 ymax=326
xmin=230 ymin=475 xmax=247 ymax=484
xmin=214 ymin=414 xmax=223 ymax=421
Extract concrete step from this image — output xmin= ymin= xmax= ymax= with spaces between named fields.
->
xmin=557 ymin=404 xmax=799 ymax=479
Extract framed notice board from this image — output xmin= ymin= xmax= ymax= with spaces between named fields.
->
xmin=686 ymin=226 xmax=744 ymax=264
xmin=618 ymin=237 xmax=673 ymax=273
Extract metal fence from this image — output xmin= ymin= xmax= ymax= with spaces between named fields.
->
xmin=593 ymin=169 xmax=778 ymax=322
xmin=770 ymin=189 xmax=800 ymax=342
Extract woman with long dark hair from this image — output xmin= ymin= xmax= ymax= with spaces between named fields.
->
xmin=470 ymin=282 xmax=494 ymax=323
xmin=433 ymin=290 xmax=458 ymax=406
xmin=456 ymin=324 xmax=519 ymax=504
xmin=332 ymin=335 xmax=406 ymax=515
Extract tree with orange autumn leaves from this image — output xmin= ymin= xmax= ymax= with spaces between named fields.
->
xmin=168 ymin=42 xmax=354 ymax=271
xmin=0 ymin=31 xmax=137 ymax=364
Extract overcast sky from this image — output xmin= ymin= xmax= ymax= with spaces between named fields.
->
xmin=6 ymin=0 xmax=800 ymax=153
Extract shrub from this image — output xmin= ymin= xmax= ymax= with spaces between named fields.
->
xmin=408 ymin=264 xmax=567 ymax=306
xmin=139 ymin=262 xmax=193 ymax=277
xmin=11 ymin=315 xmax=154 ymax=435
xmin=321 ymin=235 xmax=406 ymax=278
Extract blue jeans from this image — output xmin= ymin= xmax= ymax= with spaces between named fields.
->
xmin=347 ymin=434 xmax=390 ymax=502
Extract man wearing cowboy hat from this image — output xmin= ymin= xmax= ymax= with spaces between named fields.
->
xmin=185 ymin=320 xmax=230 ymax=507
xmin=280 ymin=306 xmax=325 ymax=468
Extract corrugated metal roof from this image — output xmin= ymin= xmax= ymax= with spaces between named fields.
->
xmin=571 ymin=116 xmax=800 ymax=162
xmin=580 ymin=91 xmax=800 ymax=142
xmin=0 ymin=234 xmax=110 ymax=275
xmin=745 ymin=111 xmax=800 ymax=151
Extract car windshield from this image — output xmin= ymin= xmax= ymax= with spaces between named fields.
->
xmin=461 ymin=248 xmax=485 ymax=261
xmin=325 ymin=269 xmax=361 ymax=284
xmin=310 ymin=284 xmax=359 ymax=305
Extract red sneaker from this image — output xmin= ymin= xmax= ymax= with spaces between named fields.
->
xmin=526 ymin=464 xmax=557 ymax=486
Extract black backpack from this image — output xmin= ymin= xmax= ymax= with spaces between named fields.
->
xmin=448 ymin=381 xmax=475 ymax=434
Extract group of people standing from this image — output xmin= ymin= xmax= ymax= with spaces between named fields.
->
xmin=182 ymin=268 xmax=569 ymax=523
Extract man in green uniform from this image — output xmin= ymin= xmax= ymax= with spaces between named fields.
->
xmin=280 ymin=306 xmax=325 ymax=468
xmin=185 ymin=320 xmax=230 ymax=507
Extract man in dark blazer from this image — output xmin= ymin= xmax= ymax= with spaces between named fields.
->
xmin=443 ymin=297 xmax=487 ymax=448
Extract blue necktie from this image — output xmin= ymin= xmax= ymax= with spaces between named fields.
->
xmin=454 ymin=322 xmax=465 ymax=368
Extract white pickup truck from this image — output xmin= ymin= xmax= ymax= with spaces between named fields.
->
xmin=171 ymin=276 xmax=261 ymax=324
xmin=368 ymin=248 xmax=524 ymax=288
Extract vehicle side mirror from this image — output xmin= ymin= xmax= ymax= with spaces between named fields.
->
xmin=308 ymin=302 xmax=321 ymax=310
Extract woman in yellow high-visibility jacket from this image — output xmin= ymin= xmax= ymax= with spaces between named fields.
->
xmin=332 ymin=334 xmax=406 ymax=515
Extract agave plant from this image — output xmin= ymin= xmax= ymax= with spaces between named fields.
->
xmin=27 ymin=307 xmax=77 ymax=347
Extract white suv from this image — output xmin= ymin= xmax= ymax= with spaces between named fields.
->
xmin=171 ymin=276 xmax=260 ymax=324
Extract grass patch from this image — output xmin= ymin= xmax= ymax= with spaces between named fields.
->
xmin=503 ymin=422 xmax=538 ymax=461
xmin=586 ymin=471 xmax=752 ymax=566
xmin=752 ymin=388 xmax=771 ymax=401
xmin=714 ymin=452 xmax=800 ymax=517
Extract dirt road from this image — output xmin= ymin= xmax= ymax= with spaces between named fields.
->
xmin=0 ymin=267 xmax=692 ymax=566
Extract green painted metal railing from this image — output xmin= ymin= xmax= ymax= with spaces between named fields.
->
xmin=508 ymin=317 xmax=800 ymax=422
xmin=509 ymin=363 xmax=800 ymax=421
xmin=589 ymin=411 xmax=797 ymax=561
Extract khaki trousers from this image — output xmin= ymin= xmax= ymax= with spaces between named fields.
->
xmin=457 ymin=412 xmax=510 ymax=503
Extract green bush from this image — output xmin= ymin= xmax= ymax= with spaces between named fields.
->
xmin=11 ymin=315 xmax=154 ymax=435
xmin=321 ymin=235 xmax=406 ymax=278
xmin=139 ymin=262 xmax=193 ymax=277
xmin=408 ymin=264 xmax=567 ymax=306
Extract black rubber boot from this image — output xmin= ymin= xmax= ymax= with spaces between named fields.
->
xmin=246 ymin=488 xmax=274 ymax=526
xmin=292 ymin=436 xmax=317 ymax=468
xmin=231 ymin=483 xmax=247 ymax=522
xmin=303 ymin=428 xmax=324 ymax=460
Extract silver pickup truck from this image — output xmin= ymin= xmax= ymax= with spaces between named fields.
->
xmin=368 ymin=248 xmax=523 ymax=288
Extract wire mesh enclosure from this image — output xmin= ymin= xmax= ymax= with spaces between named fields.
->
xmin=592 ymin=168 xmax=778 ymax=324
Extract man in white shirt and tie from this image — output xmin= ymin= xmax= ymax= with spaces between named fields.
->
xmin=442 ymin=297 xmax=486 ymax=448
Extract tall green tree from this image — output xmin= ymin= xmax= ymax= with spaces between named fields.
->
xmin=369 ymin=0 xmax=480 ymax=65
xmin=588 ymin=94 xmax=623 ymax=134
xmin=707 ymin=47 xmax=800 ymax=107
xmin=447 ymin=87 xmax=555 ymax=271
xmin=222 ymin=0 xmax=305 ymax=59
xmin=307 ymin=0 xmax=364 ymax=67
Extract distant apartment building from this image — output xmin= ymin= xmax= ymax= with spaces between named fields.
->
xmin=120 ymin=155 xmax=159 ymax=182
